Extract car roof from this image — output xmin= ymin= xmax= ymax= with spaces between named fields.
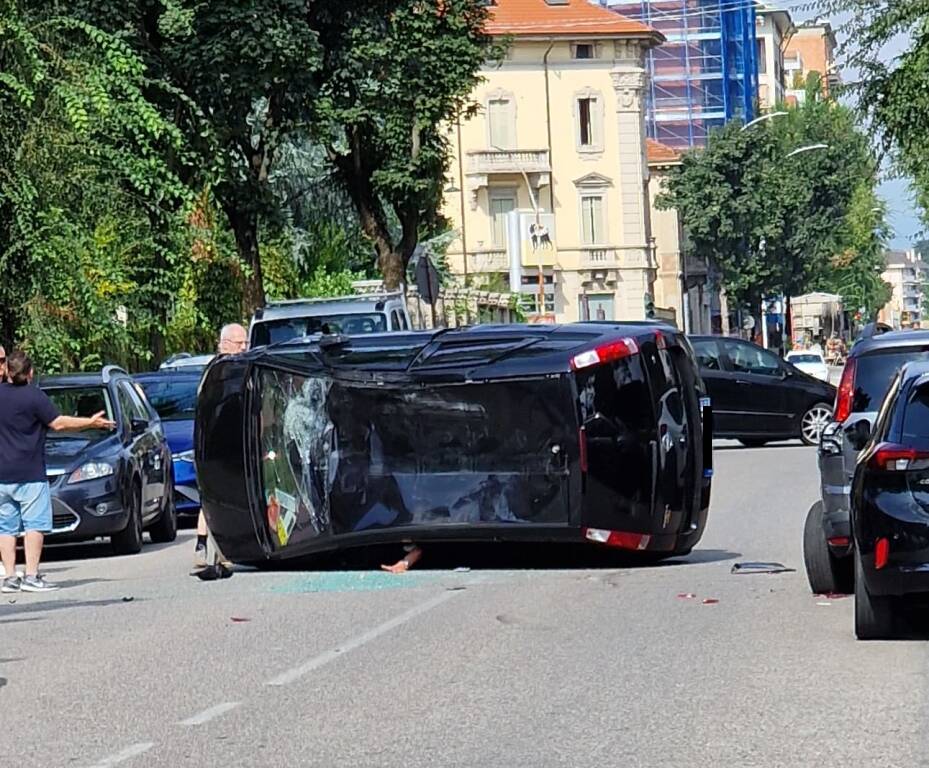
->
xmin=135 ymin=370 xmax=203 ymax=382
xmin=39 ymin=366 xmax=128 ymax=387
xmin=253 ymin=294 xmax=403 ymax=322
xmin=852 ymin=328 xmax=929 ymax=356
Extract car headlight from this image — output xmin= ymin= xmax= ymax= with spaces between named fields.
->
xmin=175 ymin=449 xmax=195 ymax=463
xmin=68 ymin=462 xmax=115 ymax=484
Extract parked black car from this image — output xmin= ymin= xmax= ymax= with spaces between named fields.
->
xmin=196 ymin=323 xmax=713 ymax=565
xmin=40 ymin=367 xmax=177 ymax=554
xmin=804 ymin=325 xmax=929 ymax=595
xmin=851 ymin=360 xmax=929 ymax=639
xmin=690 ymin=335 xmax=835 ymax=446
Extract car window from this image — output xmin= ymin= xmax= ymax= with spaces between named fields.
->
xmin=691 ymin=339 xmax=722 ymax=371
xmin=43 ymin=387 xmax=115 ymax=439
xmin=722 ymin=340 xmax=781 ymax=377
xmin=853 ymin=348 xmax=929 ymax=414
xmin=137 ymin=377 xmax=199 ymax=421
xmin=119 ymin=381 xmax=149 ymax=424
xmin=902 ymin=382 xmax=929 ymax=445
xmin=390 ymin=310 xmax=402 ymax=331
xmin=252 ymin=312 xmax=389 ymax=346
xmin=788 ymin=354 xmax=823 ymax=364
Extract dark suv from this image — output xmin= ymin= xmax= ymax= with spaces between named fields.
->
xmin=804 ymin=325 xmax=929 ymax=594
xmin=197 ymin=323 xmax=713 ymax=566
xmin=852 ymin=360 xmax=929 ymax=638
xmin=40 ymin=366 xmax=177 ymax=554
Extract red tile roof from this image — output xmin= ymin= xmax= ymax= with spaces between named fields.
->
xmin=646 ymin=139 xmax=681 ymax=165
xmin=486 ymin=0 xmax=657 ymax=39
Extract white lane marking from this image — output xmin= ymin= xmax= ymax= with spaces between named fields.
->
xmin=266 ymin=590 xmax=459 ymax=687
xmin=179 ymin=701 xmax=241 ymax=726
xmin=87 ymin=742 xmax=154 ymax=767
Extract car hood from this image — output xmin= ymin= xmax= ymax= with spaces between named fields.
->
xmin=45 ymin=433 xmax=120 ymax=472
xmin=161 ymin=419 xmax=194 ymax=454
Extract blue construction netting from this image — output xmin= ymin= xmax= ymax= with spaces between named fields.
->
xmin=600 ymin=0 xmax=758 ymax=148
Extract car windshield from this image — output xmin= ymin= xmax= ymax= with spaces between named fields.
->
xmin=788 ymin=354 xmax=822 ymax=364
xmin=42 ymin=386 xmax=114 ymax=439
xmin=137 ymin=377 xmax=199 ymax=421
xmin=853 ymin=348 xmax=929 ymax=414
xmin=252 ymin=312 xmax=388 ymax=346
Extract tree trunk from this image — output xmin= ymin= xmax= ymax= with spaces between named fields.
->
xmin=224 ymin=205 xmax=264 ymax=317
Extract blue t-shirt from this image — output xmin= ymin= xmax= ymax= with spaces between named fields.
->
xmin=0 ymin=382 xmax=61 ymax=483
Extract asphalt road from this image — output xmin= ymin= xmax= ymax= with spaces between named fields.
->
xmin=2 ymin=441 xmax=927 ymax=768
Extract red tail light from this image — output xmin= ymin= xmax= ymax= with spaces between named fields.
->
xmin=570 ymin=337 xmax=639 ymax=371
xmin=868 ymin=443 xmax=929 ymax=472
xmin=578 ymin=428 xmax=588 ymax=473
xmin=583 ymin=528 xmax=651 ymax=551
xmin=874 ymin=537 xmax=890 ymax=570
xmin=833 ymin=357 xmax=856 ymax=423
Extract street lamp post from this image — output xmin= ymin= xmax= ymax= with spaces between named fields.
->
xmin=740 ymin=111 xmax=788 ymax=131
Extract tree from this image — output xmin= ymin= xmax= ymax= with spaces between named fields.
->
xmin=658 ymin=77 xmax=885 ymax=327
xmin=306 ymin=0 xmax=504 ymax=288
xmin=61 ymin=0 xmax=322 ymax=313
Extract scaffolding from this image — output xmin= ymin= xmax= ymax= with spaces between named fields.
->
xmin=601 ymin=0 xmax=758 ymax=148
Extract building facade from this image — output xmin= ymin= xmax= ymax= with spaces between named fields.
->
xmin=784 ymin=21 xmax=838 ymax=102
xmin=442 ymin=0 xmax=665 ymax=323
xmin=879 ymin=250 xmax=928 ymax=329
xmin=754 ymin=4 xmax=794 ymax=109
xmin=598 ymin=0 xmax=759 ymax=148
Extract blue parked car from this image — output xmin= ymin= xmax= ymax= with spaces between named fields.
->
xmin=135 ymin=371 xmax=202 ymax=517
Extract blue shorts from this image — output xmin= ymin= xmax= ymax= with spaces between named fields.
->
xmin=0 ymin=482 xmax=53 ymax=536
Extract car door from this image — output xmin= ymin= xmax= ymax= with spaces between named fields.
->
xmin=719 ymin=339 xmax=792 ymax=436
xmin=690 ymin=337 xmax=741 ymax=435
xmin=117 ymin=380 xmax=163 ymax=519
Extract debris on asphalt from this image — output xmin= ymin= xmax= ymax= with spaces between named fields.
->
xmin=816 ymin=601 xmax=832 ymax=607
xmin=730 ymin=561 xmax=796 ymax=575
xmin=454 ymin=567 xmax=471 ymax=573
xmin=230 ymin=616 xmax=250 ymax=623
xmin=121 ymin=596 xmax=134 ymax=603
xmin=676 ymin=593 xmax=697 ymax=600
xmin=815 ymin=592 xmax=850 ymax=600
xmin=702 ymin=598 xmax=720 ymax=605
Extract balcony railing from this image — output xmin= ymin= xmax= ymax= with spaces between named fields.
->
xmin=469 ymin=250 xmax=509 ymax=272
xmin=467 ymin=149 xmax=551 ymax=175
xmin=579 ymin=247 xmax=619 ymax=268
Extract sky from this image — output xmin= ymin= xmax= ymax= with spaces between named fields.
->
xmin=789 ymin=2 xmax=922 ymax=248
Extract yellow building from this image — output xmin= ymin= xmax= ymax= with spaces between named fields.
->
xmin=442 ymin=0 xmax=666 ymax=323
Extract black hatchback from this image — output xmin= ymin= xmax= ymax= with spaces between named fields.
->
xmin=689 ymin=335 xmax=836 ymax=446
xmin=40 ymin=367 xmax=177 ymax=554
xmin=852 ymin=360 xmax=929 ymax=639
xmin=196 ymin=323 xmax=713 ymax=566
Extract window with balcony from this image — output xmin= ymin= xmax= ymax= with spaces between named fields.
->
xmin=489 ymin=188 xmax=516 ymax=247
xmin=580 ymin=194 xmax=605 ymax=245
xmin=487 ymin=94 xmax=515 ymax=150
xmin=574 ymin=90 xmax=604 ymax=152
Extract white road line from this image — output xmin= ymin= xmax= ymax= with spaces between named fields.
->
xmin=266 ymin=590 xmax=460 ymax=687
xmin=179 ymin=701 xmax=241 ymax=726
xmin=86 ymin=742 xmax=154 ymax=767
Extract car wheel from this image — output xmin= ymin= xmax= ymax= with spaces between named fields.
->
xmin=854 ymin=550 xmax=897 ymax=640
xmin=800 ymin=402 xmax=833 ymax=446
xmin=148 ymin=482 xmax=178 ymax=544
xmin=111 ymin=483 xmax=143 ymax=556
xmin=803 ymin=501 xmax=853 ymax=594
xmin=739 ymin=439 xmax=768 ymax=448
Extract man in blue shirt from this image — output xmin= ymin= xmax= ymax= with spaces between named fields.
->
xmin=0 ymin=351 xmax=114 ymax=593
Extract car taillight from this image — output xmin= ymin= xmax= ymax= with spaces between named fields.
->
xmin=583 ymin=528 xmax=651 ymax=551
xmin=868 ymin=443 xmax=929 ymax=472
xmin=570 ymin=338 xmax=639 ymax=370
xmin=874 ymin=537 xmax=890 ymax=570
xmin=833 ymin=357 xmax=856 ymax=423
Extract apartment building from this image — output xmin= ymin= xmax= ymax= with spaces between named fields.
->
xmin=755 ymin=3 xmax=794 ymax=109
xmin=442 ymin=0 xmax=666 ymax=323
xmin=784 ymin=21 xmax=838 ymax=101
xmin=879 ymin=250 xmax=928 ymax=329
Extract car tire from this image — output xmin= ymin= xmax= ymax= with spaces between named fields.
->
xmin=854 ymin=550 xmax=897 ymax=640
xmin=800 ymin=402 xmax=833 ymax=446
xmin=148 ymin=482 xmax=178 ymax=544
xmin=803 ymin=501 xmax=853 ymax=594
xmin=112 ymin=483 xmax=143 ymax=556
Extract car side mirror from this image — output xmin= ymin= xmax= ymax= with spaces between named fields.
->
xmin=846 ymin=419 xmax=872 ymax=452
xmin=130 ymin=418 xmax=148 ymax=436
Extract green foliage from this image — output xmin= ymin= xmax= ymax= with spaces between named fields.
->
xmin=658 ymin=81 xmax=885 ymax=313
xmin=302 ymin=267 xmax=363 ymax=298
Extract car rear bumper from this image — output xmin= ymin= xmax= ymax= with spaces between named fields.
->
xmin=855 ymin=494 xmax=929 ymax=596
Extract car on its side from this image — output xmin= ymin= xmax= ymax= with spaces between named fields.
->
xmin=785 ymin=350 xmax=830 ymax=382
xmin=39 ymin=367 xmax=176 ymax=554
xmin=804 ymin=325 xmax=929 ymax=595
xmin=689 ymin=335 xmax=836 ymax=446
xmin=135 ymin=370 xmax=202 ymax=517
xmin=851 ymin=360 xmax=929 ymax=639
xmin=197 ymin=323 xmax=713 ymax=566
xmin=248 ymin=293 xmax=412 ymax=348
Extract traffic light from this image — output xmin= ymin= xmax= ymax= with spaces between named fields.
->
xmin=644 ymin=292 xmax=655 ymax=319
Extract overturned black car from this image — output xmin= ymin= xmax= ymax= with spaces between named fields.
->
xmin=196 ymin=323 xmax=712 ymax=565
